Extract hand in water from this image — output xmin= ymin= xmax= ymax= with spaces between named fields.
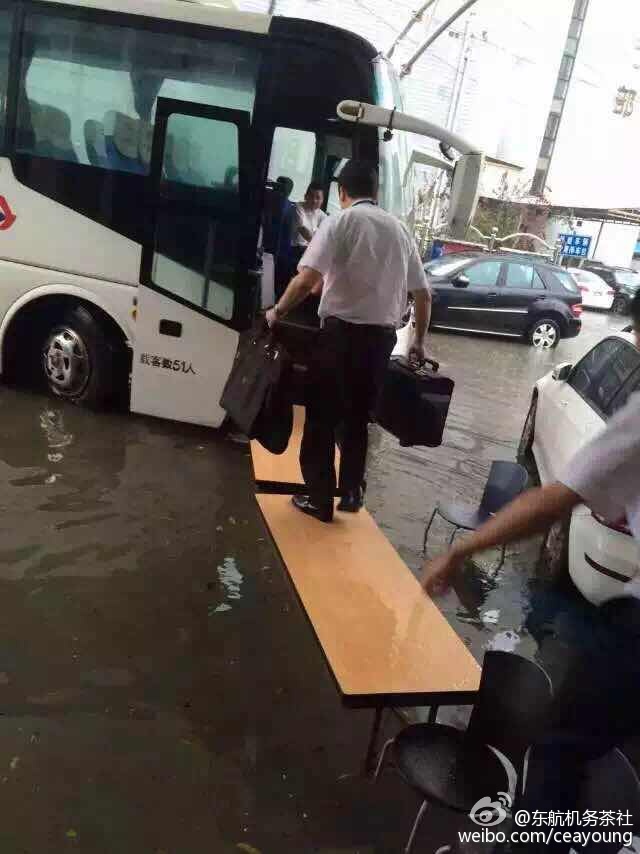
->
xmin=421 ymin=550 xmax=464 ymax=596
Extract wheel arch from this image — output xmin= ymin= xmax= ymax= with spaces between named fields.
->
xmin=0 ymin=285 xmax=133 ymax=376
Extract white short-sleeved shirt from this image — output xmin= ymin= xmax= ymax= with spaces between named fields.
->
xmin=292 ymin=204 xmax=327 ymax=248
xmin=298 ymin=200 xmax=430 ymax=327
xmin=560 ymin=391 xmax=640 ymax=542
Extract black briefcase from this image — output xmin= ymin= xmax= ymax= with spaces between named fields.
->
xmin=220 ymin=320 xmax=293 ymax=454
xmin=375 ymin=355 xmax=455 ymax=448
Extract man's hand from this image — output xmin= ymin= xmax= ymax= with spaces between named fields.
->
xmin=408 ymin=342 xmax=426 ymax=365
xmin=265 ymin=307 xmax=279 ymax=328
xmin=421 ymin=549 xmax=465 ymax=596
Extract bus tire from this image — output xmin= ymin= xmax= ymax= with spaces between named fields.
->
xmin=41 ymin=305 xmax=122 ymax=408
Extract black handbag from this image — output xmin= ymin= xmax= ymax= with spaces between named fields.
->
xmin=220 ymin=321 xmax=293 ymax=454
xmin=375 ymin=355 xmax=455 ymax=448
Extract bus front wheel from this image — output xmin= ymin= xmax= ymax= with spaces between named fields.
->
xmin=42 ymin=305 xmax=122 ymax=408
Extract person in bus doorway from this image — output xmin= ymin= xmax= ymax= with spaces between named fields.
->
xmin=292 ymin=182 xmax=327 ymax=260
xmin=265 ymin=176 xmax=296 ymax=301
xmin=291 ymin=182 xmax=328 ymax=324
xmin=265 ymin=159 xmax=432 ymax=523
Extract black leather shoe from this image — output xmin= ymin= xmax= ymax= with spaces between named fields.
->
xmin=337 ymin=487 xmax=364 ymax=513
xmin=291 ymin=495 xmax=333 ymax=523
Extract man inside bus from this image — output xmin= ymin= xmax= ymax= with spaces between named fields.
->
xmin=266 ymin=159 xmax=431 ymax=523
xmin=292 ymin=182 xmax=327 ymax=262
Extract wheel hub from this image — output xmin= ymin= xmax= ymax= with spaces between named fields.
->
xmin=532 ymin=323 xmax=557 ymax=349
xmin=43 ymin=326 xmax=90 ymax=396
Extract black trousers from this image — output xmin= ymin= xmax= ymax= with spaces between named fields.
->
xmin=300 ymin=317 xmax=396 ymax=508
xmin=511 ymin=596 xmax=640 ymax=854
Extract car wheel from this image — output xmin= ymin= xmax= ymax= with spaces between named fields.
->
xmin=517 ymin=395 xmax=539 ymax=478
xmin=538 ymin=517 xmax=570 ymax=580
xmin=611 ymin=294 xmax=628 ymax=315
xmin=529 ymin=318 xmax=560 ymax=349
xmin=42 ymin=305 xmax=123 ymax=408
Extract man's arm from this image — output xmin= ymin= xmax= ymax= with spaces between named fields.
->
xmin=421 ymin=482 xmax=581 ymax=595
xmin=265 ymin=266 xmax=323 ymax=327
xmin=410 ymin=289 xmax=431 ymax=360
xmin=298 ymin=225 xmax=313 ymax=243
xmin=406 ymin=239 xmax=432 ymax=362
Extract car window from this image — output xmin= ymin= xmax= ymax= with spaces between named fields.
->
xmin=425 ymin=257 xmax=468 ymax=277
xmin=605 ymin=349 xmax=640 ymax=416
xmin=532 ymin=270 xmax=546 ymax=290
xmin=465 ymin=260 xmax=502 ymax=287
xmin=569 ymin=338 xmax=633 ymax=415
xmin=549 ymin=269 xmax=579 ymax=293
xmin=504 ymin=263 xmax=534 ymax=289
xmin=613 ymin=271 xmax=640 ymax=287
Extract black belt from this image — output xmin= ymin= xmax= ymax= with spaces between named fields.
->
xmin=322 ymin=316 xmax=396 ymax=332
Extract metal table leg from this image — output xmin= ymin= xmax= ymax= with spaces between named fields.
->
xmin=364 ymin=706 xmax=386 ymax=776
xmin=428 ymin=705 xmax=439 ymax=724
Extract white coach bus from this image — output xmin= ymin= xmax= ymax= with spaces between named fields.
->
xmin=0 ymin=0 xmax=480 ymax=427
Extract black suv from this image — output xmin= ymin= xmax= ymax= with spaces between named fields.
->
xmin=425 ymin=252 xmax=582 ymax=349
xmin=581 ymin=262 xmax=640 ymax=315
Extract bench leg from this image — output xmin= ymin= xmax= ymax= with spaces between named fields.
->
xmin=364 ymin=706 xmax=386 ymax=777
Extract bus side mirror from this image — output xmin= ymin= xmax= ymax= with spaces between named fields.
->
xmin=448 ymin=152 xmax=485 ymax=240
xmin=552 ymin=363 xmax=573 ymax=382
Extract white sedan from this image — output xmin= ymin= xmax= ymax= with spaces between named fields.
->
xmin=571 ymin=269 xmax=615 ymax=310
xmin=518 ymin=330 xmax=640 ymax=604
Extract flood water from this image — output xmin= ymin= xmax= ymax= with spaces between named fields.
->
xmin=0 ymin=309 xmax=630 ymax=852
xmin=369 ymin=309 xmax=630 ymax=690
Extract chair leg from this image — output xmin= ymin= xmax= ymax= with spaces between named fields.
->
xmin=497 ymin=543 xmax=507 ymax=571
xmin=373 ymin=737 xmax=394 ymax=781
xmin=405 ymin=800 xmax=429 ymax=854
xmin=423 ymin=508 xmax=439 ymax=555
xmin=448 ymin=526 xmax=459 ymax=547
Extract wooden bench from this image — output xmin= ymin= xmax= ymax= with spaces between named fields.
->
xmin=252 ymin=408 xmax=480 ymax=771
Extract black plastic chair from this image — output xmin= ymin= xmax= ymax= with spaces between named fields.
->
xmin=522 ymin=746 xmax=640 ymax=854
xmin=375 ymin=651 xmax=553 ymax=854
xmin=423 ymin=461 xmax=529 ymax=568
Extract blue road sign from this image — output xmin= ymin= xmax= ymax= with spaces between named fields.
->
xmin=559 ymin=233 xmax=591 ymax=258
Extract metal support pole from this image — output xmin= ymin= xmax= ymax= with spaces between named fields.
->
xmin=388 ymin=0 xmax=439 ymax=59
xmin=400 ymin=0 xmax=480 ymax=78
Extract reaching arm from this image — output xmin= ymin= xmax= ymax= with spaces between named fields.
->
xmin=298 ymin=225 xmax=313 ymax=243
xmin=265 ymin=266 xmax=323 ymax=326
xmin=421 ymin=482 xmax=582 ymax=595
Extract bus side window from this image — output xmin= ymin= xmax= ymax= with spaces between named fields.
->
xmin=15 ymin=13 xmax=260 ymax=173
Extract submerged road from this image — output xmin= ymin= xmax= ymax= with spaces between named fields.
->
xmin=0 ymin=309 xmax=629 ymax=852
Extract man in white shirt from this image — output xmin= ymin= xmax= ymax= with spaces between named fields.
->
xmin=266 ymin=159 xmax=431 ymax=523
xmin=292 ymin=182 xmax=327 ymax=250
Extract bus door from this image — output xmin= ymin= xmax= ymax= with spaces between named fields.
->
xmin=130 ymin=98 xmax=256 ymax=428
